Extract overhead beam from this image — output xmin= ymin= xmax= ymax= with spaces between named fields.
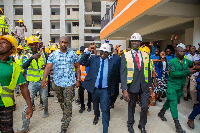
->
xmin=136 ymin=17 xmax=193 ymax=36
xmin=147 ymin=2 xmax=200 ymax=18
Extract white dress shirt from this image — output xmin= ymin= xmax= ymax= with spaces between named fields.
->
xmin=131 ymin=49 xmax=142 ymax=66
xmin=187 ymin=53 xmax=200 ymax=77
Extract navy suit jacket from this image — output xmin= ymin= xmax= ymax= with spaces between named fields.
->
xmin=112 ymin=54 xmax=121 ymax=83
xmin=79 ymin=54 xmax=116 ymax=95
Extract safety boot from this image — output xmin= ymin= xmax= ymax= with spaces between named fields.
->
xmin=174 ymin=119 xmax=186 ymax=133
xmin=17 ymin=112 xmax=30 ymax=133
xmin=158 ymin=108 xmax=167 ymax=121
xmin=43 ymin=105 xmax=48 ymax=118
xmin=187 ymin=116 xmax=194 ymax=129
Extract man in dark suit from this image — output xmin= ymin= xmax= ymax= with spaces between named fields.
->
xmin=79 ymin=43 xmax=116 ymax=133
xmin=109 ymin=45 xmax=121 ymax=108
xmin=121 ymin=33 xmax=153 ymax=133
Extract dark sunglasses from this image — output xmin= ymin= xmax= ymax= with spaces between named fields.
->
xmin=100 ymin=50 xmax=108 ymax=53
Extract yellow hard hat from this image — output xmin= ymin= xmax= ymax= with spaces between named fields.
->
xmin=76 ymin=50 xmax=80 ymax=55
xmin=142 ymin=46 xmax=150 ymax=55
xmin=25 ymin=37 xmax=28 ymax=41
xmin=0 ymin=35 xmax=18 ymax=55
xmin=49 ymin=40 xmax=51 ymax=42
xmin=27 ymin=36 xmax=39 ymax=45
xmin=50 ymin=47 xmax=56 ymax=51
xmin=18 ymin=19 xmax=24 ymax=23
xmin=123 ymin=49 xmax=126 ymax=53
xmin=17 ymin=45 xmax=23 ymax=50
xmin=45 ymin=48 xmax=50 ymax=53
xmin=0 ymin=8 xmax=3 ymax=13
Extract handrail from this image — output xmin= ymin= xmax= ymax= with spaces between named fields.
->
xmin=101 ymin=0 xmax=118 ymax=30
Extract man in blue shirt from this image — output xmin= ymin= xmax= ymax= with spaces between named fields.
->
xmin=165 ymin=47 xmax=174 ymax=63
xmin=41 ymin=36 xmax=80 ymax=133
xmin=150 ymin=48 xmax=160 ymax=60
xmin=79 ymin=43 xmax=116 ymax=133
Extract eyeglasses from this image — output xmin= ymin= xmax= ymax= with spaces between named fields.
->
xmin=100 ymin=50 xmax=108 ymax=53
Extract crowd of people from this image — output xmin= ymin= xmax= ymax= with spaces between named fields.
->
xmin=0 ymin=7 xmax=200 ymax=133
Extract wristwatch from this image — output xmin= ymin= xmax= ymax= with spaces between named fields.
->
xmin=76 ymin=79 xmax=81 ymax=82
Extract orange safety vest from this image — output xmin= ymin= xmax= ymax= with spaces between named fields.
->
xmin=80 ymin=65 xmax=87 ymax=82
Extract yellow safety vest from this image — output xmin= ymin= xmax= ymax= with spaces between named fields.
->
xmin=27 ymin=52 xmax=47 ymax=82
xmin=35 ymin=35 xmax=41 ymax=40
xmin=0 ymin=15 xmax=9 ymax=32
xmin=125 ymin=50 xmax=154 ymax=84
xmin=0 ymin=62 xmax=21 ymax=107
xmin=80 ymin=65 xmax=87 ymax=82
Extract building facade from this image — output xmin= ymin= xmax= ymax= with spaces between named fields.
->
xmin=1 ymin=0 xmax=115 ymax=49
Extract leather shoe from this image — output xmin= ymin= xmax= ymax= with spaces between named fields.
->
xmin=93 ymin=116 xmax=99 ymax=125
xmin=138 ymin=125 xmax=147 ymax=133
xmin=128 ymin=126 xmax=134 ymax=133
xmin=79 ymin=108 xmax=85 ymax=113
xmin=87 ymin=107 xmax=91 ymax=112
xmin=60 ymin=129 xmax=67 ymax=133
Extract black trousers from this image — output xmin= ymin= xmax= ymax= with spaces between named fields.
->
xmin=110 ymin=83 xmax=119 ymax=104
xmin=79 ymin=85 xmax=92 ymax=109
xmin=127 ymin=91 xmax=150 ymax=127
xmin=0 ymin=106 xmax=14 ymax=133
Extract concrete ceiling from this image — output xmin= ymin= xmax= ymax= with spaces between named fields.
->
xmin=169 ymin=0 xmax=200 ymax=5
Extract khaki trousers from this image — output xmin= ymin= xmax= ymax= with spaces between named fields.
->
xmin=190 ymin=75 xmax=198 ymax=104
xmin=183 ymin=76 xmax=190 ymax=97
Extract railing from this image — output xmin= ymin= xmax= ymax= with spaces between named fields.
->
xmin=101 ymin=0 xmax=118 ymax=30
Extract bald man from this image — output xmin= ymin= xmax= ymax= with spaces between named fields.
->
xmin=42 ymin=37 xmax=81 ymax=133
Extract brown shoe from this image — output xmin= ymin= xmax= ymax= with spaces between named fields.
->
xmin=187 ymin=116 xmax=194 ymax=129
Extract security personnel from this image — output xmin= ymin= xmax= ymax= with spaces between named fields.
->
xmin=18 ymin=36 xmax=48 ymax=132
xmin=158 ymin=43 xmax=196 ymax=133
xmin=0 ymin=35 xmax=32 ymax=133
xmin=35 ymin=31 xmax=42 ymax=40
xmin=121 ymin=33 xmax=154 ymax=133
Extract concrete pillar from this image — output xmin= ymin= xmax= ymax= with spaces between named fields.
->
xmin=185 ymin=28 xmax=193 ymax=46
xmin=41 ymin=0 xmax=50 ymax=47
xmin=101 ymin=1 xmax=107 ymax=45
xmin=193 ymin=17 xmax=200 ymax=49
xmin=23 ymin=0 xmax=32 ymax=37
xmin=79 ymin=0 xmax=84 ymax=48
xmin=4 ymin=0 xmax=13 ymax=34
xmin=60 ymin=0 xmax=65 ymax=37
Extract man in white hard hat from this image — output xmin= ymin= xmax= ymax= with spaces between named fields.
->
xmin=35 ymin=31 xmax=42 ymax=40
xmin=79 ymin=43 xmax=116 ymax=133
xmin=158 ymin=43 xmax=196 ymax=133
xmin=121 ymin=33 xmax=154 ymax=133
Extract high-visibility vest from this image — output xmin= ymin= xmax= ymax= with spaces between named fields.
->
xmin=14 ymin=54 xmax=23 ymax=66
xmin=0 ymin=15 xmax=9 ymax=32
xmin=27 ymin=52 xmax=47 ymax=82
xmin=80 ymin=65 xmax=87 ymax=82
xmin=35 ymin=35 xmax=41 ymax=40
xmin=0 ymin=62 xmax=21 ymax=107
xmin=125 ymin=50 xmax=154 ymax=84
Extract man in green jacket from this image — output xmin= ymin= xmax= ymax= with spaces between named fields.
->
xmin=158 ymin=43 xmax=196 ymax=133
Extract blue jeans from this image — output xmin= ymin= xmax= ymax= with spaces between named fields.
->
xmin=24 ymin=81 xmax=48 ymax=112
xmin=92 ymin=88 xmax=110 ymax=133
xmin=190 ymin=84 xmax=200 ymax=120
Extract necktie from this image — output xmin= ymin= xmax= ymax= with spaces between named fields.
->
xmin=135 ymin=52 xmax=141 ymax=71
xmin=98 ymin=59 xmax=104 ymax=89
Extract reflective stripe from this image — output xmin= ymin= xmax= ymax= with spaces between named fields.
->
xmin=127 ymin=77 xmax=133 ymax=80
xmin=26 ymin=74 xmax=40 ymax=77
xmin=127 ymin=68 xmax=133 ymax=71
xmin=2 ymin=87 xmax=14 ymax=93
xmin=28 ymin=68 xmax=40 ymax=71
xmin=1 ymin=94 xmax=14 ymax=99
xmin=82 ymin=71 xmax=86 ymax=73
xmin=41 ymin=53 xmax=46 ymax=65
xmin=81 ymin=76 xmax=85 ymax=78
xmin=145 ymin=67 xmax=148 ymax=70
xmin=145 ymin=77 xmax=148 ymax=80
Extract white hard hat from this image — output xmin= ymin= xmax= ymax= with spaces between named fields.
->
xmin=130 ymin=33 xmax=142 ymax=41
xmin=177 ymin=43 xmax=185 ymax=50
xmin=84 ymin=48 xmax=88 ymax=53
xmin=36 ymin=31 xmax=40 ymax=34
xmin=99 ymin=43 xmax=111 ymax=52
